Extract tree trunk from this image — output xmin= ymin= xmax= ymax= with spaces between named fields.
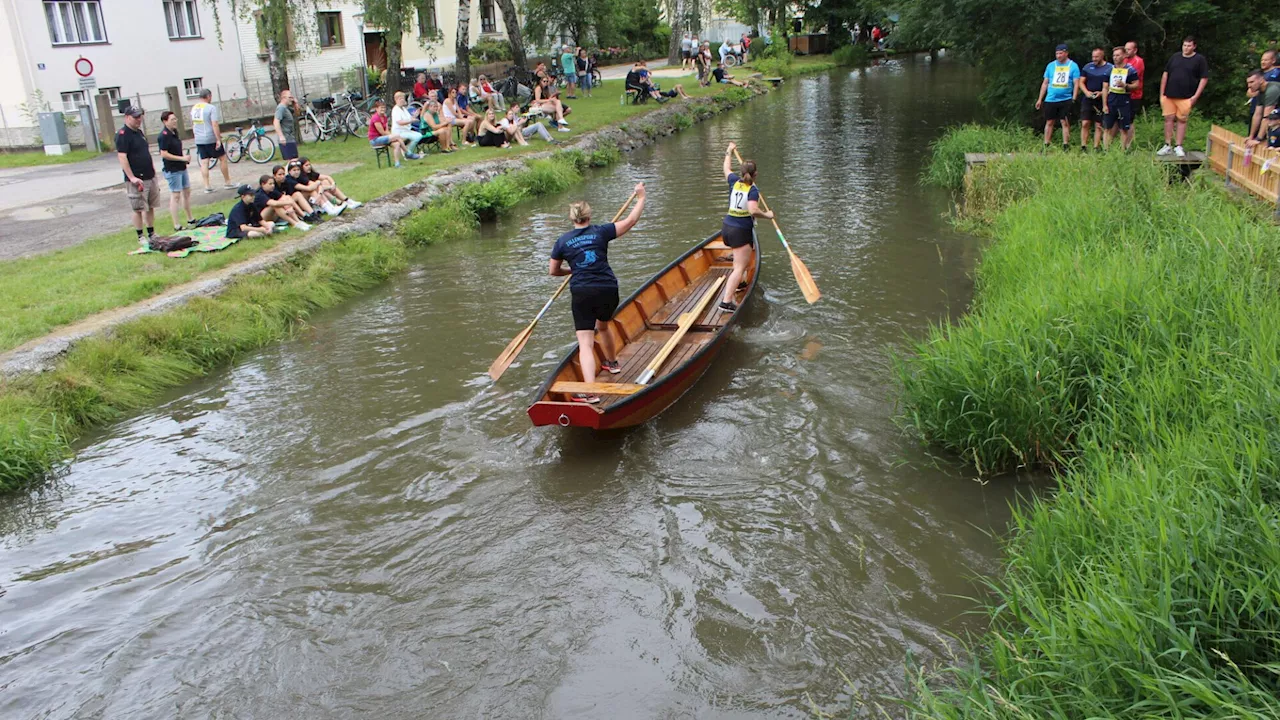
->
xmin=455 ymin=0 xmax=472 ymax=84
xmin=494 ymin=0 xmax=526 ymax=69
xmin=385 ymin=32 xmax=403 ymax=98
xmin=267 ymin=38 xmax=291 ymax=98
xmin=666 ymin=0 xmax=683 ymax=64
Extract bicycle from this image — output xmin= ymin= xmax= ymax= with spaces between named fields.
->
xmin=298 ymin=93 xmax=338 ymax=143
xmin=326 ymin=91 xmax=369 ymax=139
xmin=224 ymin=121 xmax=277 ymax=164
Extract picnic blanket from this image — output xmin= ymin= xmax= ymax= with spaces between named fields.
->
xmin=129 ymin=225 xmax=265 ymax=258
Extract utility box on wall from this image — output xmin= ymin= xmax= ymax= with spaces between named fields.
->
xmin=38 ymin=112 xmax=71 ymax=155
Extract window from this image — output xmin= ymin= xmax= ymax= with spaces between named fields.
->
xmin=163 ymin=0 xmax=200 ymax=39
xmin=100 ymin=86 xmax=121 ymax=105
xmin=254 ymin=11 xmax=296 ymax=55
xmin=60 ymin=90 xmax=86 ymax=112
xmin=317 ymin=11 xmax=343 ymax=47
xmin=479 ymin=0 xmax=495 ymax=33
xmin=44 ymin=1 xmax=107 ymax=45
xmin=183 ymin=78 xmax=203 ymax=98
xmin=416 ymin=0 xmax=437 ymax=37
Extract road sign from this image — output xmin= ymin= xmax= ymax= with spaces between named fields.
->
xmin=74 ymin=57 xmax=93 ymax=77
xmin=78 ymin=76 xmax=97 ymax=90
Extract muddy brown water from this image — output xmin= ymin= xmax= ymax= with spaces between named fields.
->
xmin=0 ymin=57 xmax=1021 ymax=718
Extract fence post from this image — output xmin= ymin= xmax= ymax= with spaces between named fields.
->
xmin=0 ymin=105 xmax=9 ymax=149
xmin=94 ymin=93 xmax=115 ymax=143
xmin=1225 ymin=145 xmax=1233 ymax=188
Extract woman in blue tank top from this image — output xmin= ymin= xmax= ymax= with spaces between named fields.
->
xmin=718 ymin=142 xmax=772 ymax=312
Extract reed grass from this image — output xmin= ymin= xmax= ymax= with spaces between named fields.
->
xmin=898 ymin=148 xmax=1280 ymax=716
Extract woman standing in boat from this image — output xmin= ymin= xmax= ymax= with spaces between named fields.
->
xmin=550 ymin=182 xmax=648 ymax=404
xmin=719 ymin=142 xmax=772 ymax=311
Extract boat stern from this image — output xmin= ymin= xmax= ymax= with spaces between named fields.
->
xmin=527 ymin=400 xmax=603 ymax=428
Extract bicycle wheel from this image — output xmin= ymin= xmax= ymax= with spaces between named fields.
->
xmin=345 ymin=109 xmax=369 ymax=136
xmin=248 ymin=134 xmax=277 ymax=164
xmin=591 ymin=69 xmax=603 ymax=87
xmin=723 ymin=54 xmax=738 ymax=68
xmin=225 ymin=134 xmax=244 ymax=163
xmin=299 ymin=116 xmax=321 ymax=144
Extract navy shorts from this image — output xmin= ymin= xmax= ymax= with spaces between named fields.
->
xmin=281 ymin=142 xmax=299 ymax=160
xmin=570 ymin=286 xmax=619 ymax=331
xmin=721 ymin=223 xmax=754 ymax=248
xmin=196 ymin=143 xmax=226 ymax=160
xmin=1080 ymin=95 xmax=1104 ymax=122
xmin=1103 ymin=102 xmax=1133 ymax=131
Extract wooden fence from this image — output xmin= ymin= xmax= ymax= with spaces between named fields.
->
xmin=1206 ymin=125 xmax=1280 ymax=215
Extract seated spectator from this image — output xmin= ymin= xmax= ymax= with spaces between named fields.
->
xmin=284 ymin=160 xmax=344 ymax=217
xmin=412 ymin=72 xmax=430 ymax=102
xmin=719 ymin=39 xmax=734 ymax=65
xmin=427 ymin=72 xmax=446 ymax=102
xmin=391 ymin=91 xmax=427 ymax=159
xmin=368 ymin=99 xmax=408 ymax=167
xmin=254 ymin=174 xmax=311 ymax=230
xmin=421 ymin=99 xmax=457 ymax=153
xmin=533 ymin=76 xmax=572 ymax=129
xmin=713 ymin=62 xmax=746 ymax=87
xmin=637 ymin=61 xmax=691 ymax=100
xmin=534 ymin=61 xmax=550 ymax=81
xmin=270 ymin=164 xmax=321 ymax=221
xmin=443 ymin=86 xmax=479 ymax=146
xmin=474 ymin=74 xmax=506 ymax=111
xmin=298 ymin=157 xmax=362 ymax=209
xmin=500 ymin=107 xmax=557 ymax=144
xmin=226 ymin=184 xmax=273 ymax=239
xmin=477 ymin=109 xmax=512 ymax=148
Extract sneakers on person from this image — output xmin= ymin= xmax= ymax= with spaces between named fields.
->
xmin=558 ymin=126 xmax=571 ymax=132
xmin=1174 ymin=145 xmax=1186 ymax=158
xmin=223 ymin=183 xmax=237 ymax=189
xmin=736 ymin=281 xmax=748 ymax=291
xmin=204 ymin=187 xmax=216 ymax=194
xmin=718 ymin=300 xmax=739 ymax=312
xmin=345 ymin=199 xmax=363 ymax=209
xmin=296 ymin=221 xmax=312 ymax=231
xmin=1156 ymin=144 xmax=1173 ymax=156
xmin=571 ymin=393 xmax=601 ymax=404
xmin=331 ymin=202 xmax=346 ymax=216
xmin=601 ymin=359 xmax=622 ymax=375
xmin=323 ymin=202 xmax=340 ymax=217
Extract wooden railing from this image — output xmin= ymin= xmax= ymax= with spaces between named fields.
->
xmin=1206 ymin=125 xmax=1280 ymax=215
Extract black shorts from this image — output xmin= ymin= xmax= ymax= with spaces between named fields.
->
xmin=281 ymin=142 xmax=299 ymax=160
xmin=1103 ymin=102 xmax=1133 ymax=131
xmin=196 ymin=143 xmax=226 ymax=160
xmin=682 ymin=50 xmax=692 ymax=59
xmin=1080 ymin=95 xmax=1103 ymax=122
xmin=477 ymin=130 xmax=506 ymax=147
xmin=721 ymin=223 xmax=754 ymax=248
xmin=1043 ymin=100 xmax=1070 ymax=122
xmin=571 ymin=286 xmax=619 ymax=331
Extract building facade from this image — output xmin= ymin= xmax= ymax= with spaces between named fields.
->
xmin=399 ymin=0 xmax=511 ymax=71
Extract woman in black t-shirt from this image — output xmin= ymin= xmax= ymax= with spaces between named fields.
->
xmin=299 ymin=157 xmax=362 ymax=209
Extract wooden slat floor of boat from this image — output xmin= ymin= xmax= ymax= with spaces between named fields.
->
xmin=602 ymin=336 xmax=708 ymax=409
xmin=649 ymin=267 xmax=732 ymax=325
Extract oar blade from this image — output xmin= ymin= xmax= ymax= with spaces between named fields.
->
xmin=788 ymin=249 xmax=822 ymax=304
xmin=487 ymin=324 xmax=534 ymax=381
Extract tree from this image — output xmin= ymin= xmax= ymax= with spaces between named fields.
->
xmin=495 ymin=0 xmax=527 ymax=69
xmin=456 ymin=0 xmax=472 ymax=84
xmin=362 ymin=0 xmax=413 ymax=98
xmin=206 ymin=0 xmax=317 ymax=99
xmin=666 ymin=0 xmax=685 ymax=65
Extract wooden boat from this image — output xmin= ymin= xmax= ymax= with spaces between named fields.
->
xmin=528 ymin=231 xmax=759 ymax=429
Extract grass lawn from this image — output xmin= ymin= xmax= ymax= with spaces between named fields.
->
xmin=0 ymin=148 xmax=102 ymax=169
xmin=0 ymin=79 xmax=734 ymax=355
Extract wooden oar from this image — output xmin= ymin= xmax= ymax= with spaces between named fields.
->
xmin=636 ymin=276 xmax=725 ymax=385
xmin=487 ymin=190 xmax=639 ymax=381
xmin=732 ymin=147 xmax=821 ymax=304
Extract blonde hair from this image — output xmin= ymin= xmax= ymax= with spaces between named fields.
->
xmin=569 ymin=201 xmax=592 ymax=224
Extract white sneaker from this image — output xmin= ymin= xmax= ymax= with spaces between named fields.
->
xmin=558 ymin=127 xmax=571 ymax=133
xmin=323 ymin=202 xmax=339 ymax=216
xmin=1174 ymin=145 xmax=1186 ymax=158
xmin=331 ymin=202 xmax=346 ymax=216
xmin=297 ymin=221 xmax=312 ymax=231
xmin=345 ymin=199 xmax=362 ymax=209
xmin=1156 ymin=144 xmax=1173 ymax=156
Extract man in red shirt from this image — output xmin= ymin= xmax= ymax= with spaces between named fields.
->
xmin=1124 ymin=41 xmax=1146 ymax=104
xmin=412 ymin=73 xmax=429 ymax=102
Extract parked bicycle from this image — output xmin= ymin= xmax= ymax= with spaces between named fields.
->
xmin=224 ymin=121 xmax=277 ymax=164
xmin=298 ymin=93 xmax=339 ymax=143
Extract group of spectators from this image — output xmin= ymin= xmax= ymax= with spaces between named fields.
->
xmin=624 ymin=60 xmax=693 ymax=103
xmin=1037 ymin=37 xmax=1280 ymax=156
xmin=227 ymin=159 xmax=361 ymax=238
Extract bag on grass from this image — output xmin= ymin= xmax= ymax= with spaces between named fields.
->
xmin=149 ymin=235 xmax=197 ymax=253
xmin=191 ymin=212 xmax=226 ymax=228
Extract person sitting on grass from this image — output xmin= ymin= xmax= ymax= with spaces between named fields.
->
xmin=443 ymin=86 xmax=479 ymax=146
xmin=533 ymin=76 xmax=572 ymax=130
xmin=271 ymin=164 xmax=322 ymax=221
xmin=637 ymin=61 xmax=692 ymax=100
xmin=284 ymin=160 xmax=344 ymax=217
xmin=391 ymin=91 xmax=426 ymax=159
xmin=422 ymin=99 xmax=457 ymax=153
xmin=368 ymin=100 xmax=408 ymax=167
xmin=226 ymin=183 xmax=274 ymax=239
xmin=254 ymin=174 xmax=311 ymax=231
xmin=298 ymin=157 xmax=362 ymax=209
xmin=500 ymin=107 xmax=558 ymax=144
xmin=477 ymin=109 xmax=513 ymax=148
xmin=712 ymin=62 xmax=746 ymax=87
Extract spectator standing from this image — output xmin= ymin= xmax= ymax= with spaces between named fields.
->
xmin=1158 ymin=36 xmax=1208 ymax=157
xmin=273 ymin=89 xmax=299 ymax=161
xmin=681 ymin=33 xmax=693 ymax=70
xmin=391 ymin=91 xmax=426 ymax=159
xmin=1078 ymin=48 xmax=1112 ymax=151
xmin=226 ymin=184 xmax=273 ymax=239
xmin=1103 ymin=46 xmax=1139 ymax=151
xmin=115 ymin=106 xmax=159 ymax=242
xmin=1035 ymin=44 xmax=1080 ymax=150
xmin=1247 ymin=50 xmax=1279 ymax=143
xmin=1245 ymin=70 xmax=1280 ymax=148
xmin=190 ymin=89 xmax=233 ymax=194
xmin=157 ymin=110 xmax=196 ymax=231
xmin=871 ymin=26 xmax=882 ymax=49
xmin=1124 ymin=42 xmax=1146 ymax=105
xmin=576 ymin=48 xmax=593 ymax=98
xmin=561 ymin=46 xmax=578 ymax=99
xmin=741 ymin=34 xmax=752 ymax=61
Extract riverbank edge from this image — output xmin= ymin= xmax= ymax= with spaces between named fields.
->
xmin=897 ymin=132 xmax=1280 ymax=715
xmin=0 ymin=83 xmax=767 ymax=493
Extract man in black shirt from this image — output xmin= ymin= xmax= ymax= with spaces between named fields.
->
xmin=226 ymin=184 xmax=273 ymax=239
xmin=115 ymin=106 xmax=159 ymax=241
xmin=157 ymin=110 xmax=196 ymax=231
xmin=1158 ymin=36 xmax=1209 ymax=157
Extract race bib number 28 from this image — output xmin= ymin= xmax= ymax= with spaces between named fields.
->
xmin=1051 ymin=67 xmax=1070 ymax=87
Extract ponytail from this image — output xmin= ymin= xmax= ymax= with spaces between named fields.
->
xmin=569 ymin=201 xmax=592 ymax=224
xmin=738 ymin=159 xmax=757 ymax=184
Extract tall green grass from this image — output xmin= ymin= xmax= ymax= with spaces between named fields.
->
xmin=0 ymin=234 xmax=407 ymax=492
xmin=898 ymin=151 xmax=1280 ymax=716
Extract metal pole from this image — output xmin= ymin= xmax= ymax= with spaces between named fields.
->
xmin=358 ymin=22 xmax=368 ymax=97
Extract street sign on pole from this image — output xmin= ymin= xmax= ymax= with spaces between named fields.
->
xmin=74 ymin=56 xmax=94 ymax=77
xmin=78 ymin=76 xmax=97 ymax=90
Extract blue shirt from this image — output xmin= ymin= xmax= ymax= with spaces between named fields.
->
xmin=1043 ymin=60 xmax=1081 ymax=103
xmin=551 ymin=223 xmax=619 ymax=290
xmin=1080 ymin=61 xmax=1112 ymax=93
xmin=723 ymin=173 xmax=760 ymax=229
xmin=1107 ymin=64 xmax=1138 ymax=104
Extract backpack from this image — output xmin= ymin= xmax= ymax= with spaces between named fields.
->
xmin=148 ymin=235 xmax=197 ymax=253
xmin=191 ymin=212 xmax=225 ymax=228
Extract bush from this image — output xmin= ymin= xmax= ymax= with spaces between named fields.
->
xmin=472 ymin=38 xmax=512 ymax=64
xmin=454 ymin=175 xmax=526 ymax=220
xmin=399 ymin=194 xmax=478 ymax=244
xmin=514 ymin=156 xmax=582 ymax=196
xmin=833 ymin=43 xmax=869 ymax=67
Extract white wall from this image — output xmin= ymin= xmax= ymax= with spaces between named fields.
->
xmin=231 ymin=1 xmax=366 ymax=98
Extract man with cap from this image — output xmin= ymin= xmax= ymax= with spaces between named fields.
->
xmin=560 ymin=45 xmax=578 ymax=99
xmin=191 ymin=88 xmax=234 ymax=193
xmin=115 ymin=105 xmax=159 ymax=242
xmin=1265 ymin=107 xmax=1280 ymax=149
xmin=225 ymin=184 xmax=274 ymax=239
xmin=1036 ymin=44 xmax=1081 ymax=150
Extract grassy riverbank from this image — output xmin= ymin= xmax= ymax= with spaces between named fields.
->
xmin=899 ymin=141 xmax=1280 ymax=715
xmin=0 ymin=89 xmax=752 ymax=492
xmin=0 ymin=79 xmax=733 ymax=356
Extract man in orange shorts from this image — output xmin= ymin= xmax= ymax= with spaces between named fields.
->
xmin=1158 ymin=36 xmax=1208 ymax=158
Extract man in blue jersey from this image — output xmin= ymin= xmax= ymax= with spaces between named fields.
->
xmin=1078 ymin=48 xmax=1112 ymax=152
xmin=1036 ymin=44 xmax=1081 ymax=150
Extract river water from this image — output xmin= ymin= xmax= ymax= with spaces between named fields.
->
xmin=1 ymin=56 xmax=1019 ymax=718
